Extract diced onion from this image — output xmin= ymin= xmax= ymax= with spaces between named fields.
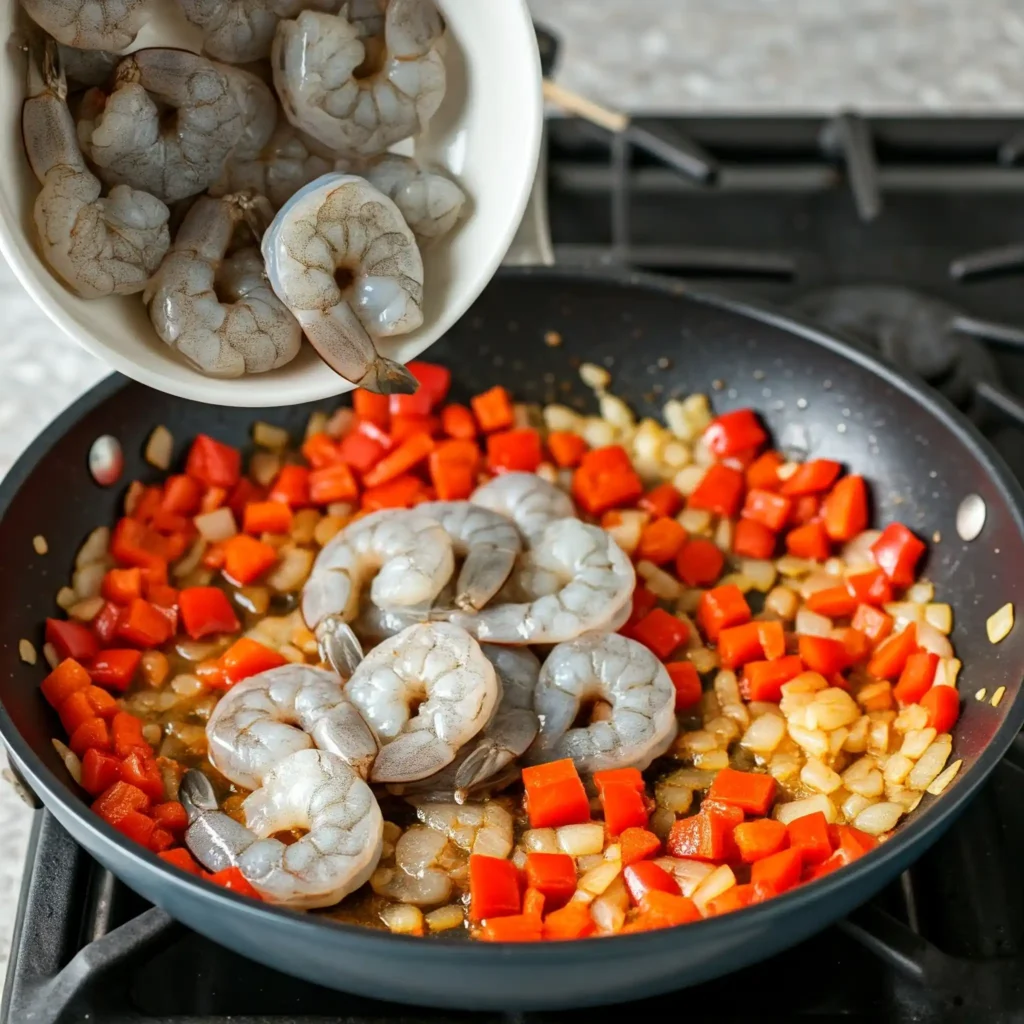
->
xmin=841 ymin=530 xmax=882 ymax=568
xmin=774 ymin=794 xmax=837 ymax=826
xmin=72 ymin=562 xmax=106 ymax=600
xmin=692 ymin=864 xmax=736 ymax=915
xmin=42 ymin=642 xmax=59 ymax=669
xmin=195 ymin=507 xmax=237 ymax=542
xmin=580 ymin=362 xmax=611 ymax=391
xmin=678 ymin=508 xmax=712 ymax=534
xmin=672 ymin=465 xmax=707 ymax=497
xmin=557 ymin=823 xmax=605 ymax=857
xmin=926 ymin=758 xmax=962 ymax=796
xmin=776 ymin=556 xmax=814 ymax=578
xmin=19 ymin=639 xmax=37 ymax=665
xmin=655 ymin=781 xmax=693 ymax=815
xmin=906 ymin=580 xmax=934 ymax=604
xmin=51 ymin=738 xmax=82 ymax=785
xmin=69 ymin=597 xmax=104 ymax=622
xmin=253 ymin=421 xmax=290 ymax=450
xmin=795 ymin=607 xmax=833 ymax=637
xmin=916 ymin=621 xmax=953 ymax=659
xmin=380 ymin=904 xmax=424 ymax=935
xmin=800 ymin=757 xmax=843 ymax=794
xmin=765 ymin=585 xmax=799 ymax=620
xmin=305 ymin=410 xmax=329 ymax=439
xmin=76 ymin=527 xmax=110 ymax=569
xmin=899 ymin=728 xmax=937 ymax=760
xmin=56 ymin=586 xmax=77 ymax=610
xmin=741 ymin=559 xmax=777 ymax=592
xmin=266 ymin=547 xmax=313 ymax=593
xmin=636 ymin=561 xmax=682 ymax=601
xmin=740 ymin=712 xmax=786 ymax=754
xmin=842 ymin=792 xmax=875 ymax=820
xmin=883 ymin=753 xmax=915 ymax=785
xmin=578 ymin=860 xmax=621 ymax=897
xmin=173 ymin=538 xmax=208 ymax=579
xmin=663 ymin=767 xmax=718 ymax=790
xmin=686 ymin=647 xmax=719 ymax=674
xmin=924 ymin=603 xmax=952 ymax=634
xmin=425 ymin=905 xmax=464 ymax=933
xmin=853 ymin=801 xmax=904 ymax=835
xmin=145 ymin=425 xmax=173 ymax=470
xmin=907 ymin=736 xmax=952 ymax=791
xmin=582 ymin=418 xmax=617 ymax=449
xmin=543 ymin=404 xmax=583 ymax=433
xmin=249 ymin=450 xmax=282 ymax=487
xmin=714 ymin=517 xmax=734 ymax=552
xmin=987 ymin=603 xmax=1014 ymax=644
xmin=600 ymin=394 xmax=636 ymax=431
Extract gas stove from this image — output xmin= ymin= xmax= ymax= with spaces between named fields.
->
xmin=9 ymin=43 xmax=1024 ymax=1024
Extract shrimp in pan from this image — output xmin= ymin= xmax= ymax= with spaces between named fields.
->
xmin=345 ymin=622 xmax=499 ymax=784
xmin=22 ymin=39 xmax=170 ymax=299
xmin=528 ymin=632 xmax=678 ymax=774
xmin=205 ymin=663 xmax=378 ymax=790
xmin=272 ymin=0 xmax=446 ymax=158
xmin=302 ymin=507 xmax=453 ymax=639
xmin=449 ymin=519 xmax=635 ymax=645
xmin=469 ymin=472 xmax=576 ymax=542
xmin=145 ymin=193 xmax=302 ymax=377
xmin=180 ymin=751 xmax=384 ymax=909
xmin=22 ymin=0 xmax=156 ymax=50
xmin=79 ymin=49 xmax=244 ymax=205
xmin=261 ymin=172 xmax=423 ymax=393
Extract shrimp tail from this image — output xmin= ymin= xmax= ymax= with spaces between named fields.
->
xmin=359 ymin=355 xmax=419 ymax=395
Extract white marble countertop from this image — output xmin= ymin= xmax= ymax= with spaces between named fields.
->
xmin=4 ymin=0 xmax=1024 ymax=992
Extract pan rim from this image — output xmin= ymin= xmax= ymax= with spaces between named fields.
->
xmin=2 ymin=264 xmax=1023 ymax=966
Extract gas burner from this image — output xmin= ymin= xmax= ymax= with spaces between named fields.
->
xmin=788 ymin=285 xmax=1000 ymax=415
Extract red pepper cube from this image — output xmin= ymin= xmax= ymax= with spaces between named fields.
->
xmin=593 ymin=767 xmax=645 ymax=794
xmin=666 ymin=804 xmax=743 ymax=862
xmin=40 ymin=658 xmax=92 ymax=708
xmin=893 ymin=650 xmax=939 ymax=705
xmin=111 ymin=809 xmax=156 ymax=847
xmin=717 ymin=622 xmax=765 ymax=669
xmin=470 ymin=386 xmax=515 ymax=433
xmin=921 ymin=685 xmax=960 ymax=733
xmin=220 ymin=638 xmax=288 ymax=685
xmin=629 ymin=608 xmax=690 ymax=659
xmin=675 ymin=537 xmax=725 ymax=587
xmin=786 ymin=520 xmax=832 ymax=561
xmin=871 ymin=522 xmax=927 ymax=587
xmin=308 ymin=463 xmax=360 ymax=505
xmin=746 ymin=450 xmax=784 ymax=491
xmin=798 ymin=635 xmax=849 ymax=676
xmin=572 ymin=446 xmax=644 ymax=515
xmin=92 ymin=780 xmax=152 ymax=822
xmin=524 ymin=853 xmax=577 ymax=909
xmin=780 ymin=459 xmax=842 ymax=497
xmin=521 ymin=759 xmax=591 ymax=829
xmin=638 ymin=483 xmax=683 ymax=519
xmin=786 ymin=810 xmax=832 ymax=865
xmin=732 ymin=819 xmax=788 ymax=863
xmin=208 ymin=867 xmax=262 ymax=899
xmin=468 ymin=854 xmax=521 ymax=921
xmin=741 ymin=488 xmax=792 ymax=532
xmin=221 ymin=535 xmax=279 ymax=586
xmin=301 ymin=432 xmax=341 ymax=469
xmin=740 ymin=655 xmax=804 ymax=703
xmin=353 ymin=389 xmax=390 ymax=429
xmin=623 ymin=861 xmax=680 ymax=905
xmin=687 ymin=464 xmax=745 ymax=518
xmin=546 ymin=431 xmax=586 ymax=469
xmin=117 ymin=599 xmax=173 ymax=647
xmin=697 ymin=584 xmax=751 ymax=642
xmin=707 ymin=767 xmax=777 ymax=816
xmin=486 ymin=429 xmax=543 ymax=473
xmin=732 ymin=518 xmax=776 ymax=560
xmin=185 ymin=434 xmax=241 ymax=489
xmin=846 ymin=568 xmax=893 ymax=607
xmin=111 ymin=712 xmax=150 ymax=758
xmin=665 ymin=661 xmax=702 ymax=710
xmin=179 ymin=586 xmax=241 ymax=640
xmin=268 ymin=465 xmax=310 ymax=507
xmin=599 ymin=782 xmax=649 ymax=837
xmin=337 ymin=421 xmax=392 ymax=474
xmin=866 ymin=624 xmax=918 ymax=680
xmin=68 ymin=717 xmax=111 ymax=758
xmin=750 ymin=847 xmax=803 ymax=894
xmin=120 ymin=751 xmax=167 ymax=802
xmin=805 ymin=585 xmax=858 ymax=618
xmin=703 ymin=409 xmax=767 ymax=458
xmin=87 ymin=649 xmax=143 ymax=692
xmin=45 ymin=618 xmax=100 ymax=662
xmin=822 ymin=475 xmax=869 ymax=542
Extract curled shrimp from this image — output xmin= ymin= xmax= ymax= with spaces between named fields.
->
xmin=302 ymin=508 xmax=454 ymax=636
xmin=358 ymin=155 xmax=466 ymax=242
xmin=79 ymin=48 xmax=244 ymax=204
xmin=528 ymin=632 xmax=678 ymax=774
xmin=180 ymin=752 xmax=384 ymax=909
xmin=57 ymin=45 xmax=119 ymax=88
xmin=22 ymin=40 xmax=170 ymax=298
xmin=416 ymin=501 xmax=521 ymax=612
xmin=145 ymin=192 xmax=302 ymax=376
xmin=217 ymin=62 xmax=278 ymax=162
xmin=205 ymin=663 xmax=378 ymax=789
xmin=414 ymin=800 xmax=514 ymax=859
xmin=449 ymin=519 xmax=635 ymax=645
xmin=272 ymin=0 xmax=446 ymax=158
xmin=344 ymin=622 xmax=499 ymax=783
xmin=22 ymin=0 xmax=156 ymax=50
xmin=469 ymin=472 xmax=576 ymax=542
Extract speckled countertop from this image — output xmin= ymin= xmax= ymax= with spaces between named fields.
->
xmin=3 ymin=0 xmax=1024 ymax=987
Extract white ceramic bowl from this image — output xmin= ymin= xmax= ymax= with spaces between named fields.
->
xmin=0 ymin=0 xmax=542 ymax=406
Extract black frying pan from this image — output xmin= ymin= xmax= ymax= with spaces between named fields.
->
xmin=2 ymin=267 xmax=1023 ymax=1011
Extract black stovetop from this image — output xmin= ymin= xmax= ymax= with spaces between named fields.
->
xmin=9 ymin=102 xmax=1024 ymax=1023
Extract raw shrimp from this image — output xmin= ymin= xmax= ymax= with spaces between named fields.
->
xmin=22 ymin=0 xmax=155 ymax=50
xmin=261 ymin=172 xmax=422 ymax=392
xmin=416 ymin=501 xmax=521 ymax=612
xmin=528 ymin=632 xmax=677 ymax=774
xmin=205 ymin=663 xmax=378 ymax=789
xmin=272 ymin=0 xmax=446 ymax=158
xmin=181 ymin=750 xmax=384 ymax=909
xmin=414 ymin=800 xmax=514 ymax=859
xmin=217 ymin=62 xmax=277 ymax=162
xmin=301 ymin=509 xmax=454 ymax=636
xmin=80 ymin=49 xmax=244 ymax=204
xmin=212 ymin=123 xmax=333 ymax=209
xmin=57 ymin=45 xmax=119 ymax=88
xmin=449 ymin=519 xmax=635 ymax=645
xmin=360 ymin=155 xmax=466 ymax=242
xmin=344 ymin=622 xmax=499 ymax=783
xmin=370 ymin=824 xmax=453 ymax=906
xmin=145 ymin=193 xmax=302 ymax=376
xmin=469 ymin=472 xmax=576 ymax=542
xmin=22 ymin=40 xmax=170 ymax=298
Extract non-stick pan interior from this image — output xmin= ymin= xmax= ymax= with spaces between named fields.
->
xmin=1 ymin=268 xmax=1022 ymax=1007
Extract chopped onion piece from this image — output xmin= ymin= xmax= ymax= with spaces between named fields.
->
xmin=51 ymin=738 xmax=82 ymax=785
xmin=380 ymin=904 xmax=424 ymax=935
xmin=425 ymin=905 xmax=464 ymax=933
xmin=741 ymin=559 xmax=777 ymax=592
xmin=692 ymin=864 xmax=736 ymax=915
xmin=76 ymin=526 xmax=110 ymax=569
xmin=800 ymin=757 xmax=843 ymax=794
xmin=853 ymin=801 xmax=904 ymax=836
xmin=266 ymin=547 xmax=313 ymax=593
xmin=655 ymin=781 xmax=693 ymax=815
xmin=56 ymin=586 xmax=77 ymax=610
xmin=636 ymin=560 xmax=682 ymax=601
xmin=678 ymin=507 xmax=711 ymax=534
xmin=795 ymin=607 xmax=832 ymax=637
xmin=557 ymin=823 xmax=605 ymax=858
xmin=906 ymin=735 xmax=952 ymax=790
xmin=740 ymin=712 xmax=786 ymax=755
xmin=926 ymin=758 xmax=962 ymax=796
xmin=578 ymin=860 xmax=621 ymax=897
xmin=145 ymin=425 xmax=173 ymax=470
xmin=42 ymin=642 xmax=59 ymax=669
xmin=987 ymin=603 xmax=1014 ymax=644
xmin=765 ymin=585 xmax=798 ymax=620
xmin=841 ymin=529 xmax=882 ymax=568
xmin=924 ymin=603 xmax=952 ymax=634
xmin=672 ymin=465 xmax=706 ymax=497
xmin=19 ymin=639 xmax=37 ymax=665
xmin=253 ymin=421 xmax=290 ymax=450
xmin=195 ymin=507 xmax=237 ymax=542
xmin=69 ymin=597 xmax=104 ymax=622
xmin=774 ymin=794 xmax=837 ymax=826
xmin=899 ymin=727 xmax=937 ymax=760
xmin=916 ymin=621 xmax=953 ymax=658
xmin=72 ymin=562 xmax=106 ymax=600
xmin=776 ymin=556 xmax=814 ymax=578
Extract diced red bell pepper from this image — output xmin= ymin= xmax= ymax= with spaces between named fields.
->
xmin=152 ymin=801 xmax=189 ymax=834
xmin=599 ymin=783 xmax=649 ymax=836
xmin=629 ymin=890 xmax=702 ymax=931
xmin=703 ymin=409 xmax=767 ymax=458
xmin=478 ymin=913 xmax=543 ymax=942
xmin=758 ymin=620 xmax=787 ymax=660
xmin=427 ymin=443 xmax=477 ymax=502
xmin=822 ymin=475 xmax=868 ymax=541
xmin=440 ymin=403 xmax=478 ymax=440
xmin=101 ymin=567 xmax=144 ymax=605
xmin=81 ymin=748 xmax=124 ymax=796
xmin=337 ymin=421 xmax=392 ymax=476
xmin=630 ymin=608 xmax=690 ymax=659
xmin=786 ymin=520 xmax=831 ymax=561
xmin=705 ymin=882 xmax=767 ymax=917
xmin=687 ymin=464 xmax=745 ymax=518
xmin=93 ymin=780 xmax=151 ymax=822
xmin=159 ymin=847 xmax=203 ymax=875
xmin=750 ymin=847 xmax=803 ymax=893
xmin=117 ymin=599 xmax=173 ymax=647
xmin=389 ymin=414 xmax=438 ymax=444
xmin=834 ymin=627 xmax=871 ymax=665
xmin=623 ymin=861 xmax=679 ymax=904
xmin=487 ymin=429 xmax=542 ymax=473
xmin=732 ymin=818 xmax=788 ymax=863
xmin=179 ymin=586 xmax=240 ymax=639
xmin=242 ymin=501 xmax=293 ymax=536
xmin=88 ymin=649 xmax=142 ymax=692
xmin=740 ymin=655 xmax=805 ymax=702
xmin=524 ymin=853 xmax=577 ymax=909
xmin=161 ymin=475 xmax=203 ymax=516
xmin=68 ymin=717 xmax=111 ymax=758
xmin=111 ymin=517 xmax=165 ymax=571
xmin=403 ymin=361 xmax=451 ymax=408
xmin=521 ymin=759 xmax=591 ymax=829
xmin=666 ymin=804 xmax=743 ymax=862
xmin=111 ymin=712 xmax=151 ymax=758
xmin=697 ymin=584 xmax=751 ymax=642
xmin=798 ymin=635 xmax=849 ymax=676
xmin=150 ymin=827 xmax=176 ymax=853
xmin=637 ymin=517 xmax=687 ymax=565
xmin=45 ymin=618 xmax=100 ymax=662
xmin=308 ymin=463 xmax=360 ymax=505
xmin=207 ymin=867 xmax=261 ymax=899
xmin=871 ymin=522 xmax=927 ymax=586
xmin=741 ymin=489 xmax=791 ymax=532
xmin=221 ymin=535 xmax=278 ymax=585
xmin=676 ymin=537 xmax=725 ymax=587
xmin=185 ymin=435 xmax=241 ymax=489
xmin=268 ymin=465 xmax=310 ymax=507
xmin=470 ymin=386 xmax=515 ymax=433
xmin=746 ymin=450 xmax=784 ymax=491
xmin=866 ymin=624 xmax=918 ymax=680
xmin=546 ymin=431 xmax=586 ymax=468
xmin=92 ymin=602 xmax=122 ymax=646
xmin=120 ymin=751 xmax=166 ymax=802
xmin=893 ymin=650 xmax=939 ymax=705
xmin=572 ymin=446 xmax=644 ymax=515
xmin=59 ymin=690 xmax=101 ymax=735
xmin=718 ymin=622 xmax=765 ymax=669
xmin=469 ymin=854 xmax=521 ymax=921
xmin=780 ymin=459 xmax=842 ymax=497
xmin=622 ymin=586 xmax=658 ymax=635
xmin=593 ymin=767 xmax=645 ymax=794
xmin=543 ymin=901 xmax=597 ymax=940
xmin=620 ymin=827 xmax=662 ymax=866
xmin=361 ymin=474 xmax=425 ymax=510
xmin=301 ymin=432 xmax=341 ymax=469
xmin=226 ymin=479 xmax=264 ymax=523
xmin=638 ymin=483 xmax=684 ymax=519
xmin=732 ymin=518 xmax=777 ymax=560
xmin=852 ymin=603 xmax=894 ymax=644
xmin=707 ymin=767 xmax=777 ymax=816
xmin=110 ymin=809 xmax=156 ymax=847
xmin=846 ymin=568 xmax=893 ymax=606
xmin=353 ymin=389 xmax=390 ymax=429
xmin=787 ymin=495 xmax=821 ymax=528
xmin=40 ymin=657 xmax=92 ymax=708
xmin=361 ymin=432 xmax=434 ymax=488
xmin=665 ymin=661 xmax=703 ymax=710
xmin=805 ymin=586 xmax=857 ymax=618
xmin=786 ymin=811 xmax=832 ymax=864
xmin=921 ymin=684 xmax=960 ymax=733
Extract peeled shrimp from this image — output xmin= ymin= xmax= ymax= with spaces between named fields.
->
xmin=57 ymin=45 xmax=119 ymax=88
xmin=218 ymin=62 xmax=278 ymax=162
xmin=80 ymin=49 xmax=244 ymax=204
xmin=302 ymin=509 xmax=453 ymax=638
xmin=261 ymin=172 xmax=422 ymax=392
xmin=371 ymin=825 xmax=453 ymax=906
xmin=449 ymin=519 xmax=635 ymax=645
xmin=344 ymin=622 xmax=499 ymax=783
xmin=180 ymin=751 xmax=384 ymax=909
xmin=205 ymin=663 xmax=378 ymax=789
xmin=528 ymin=632 xmax=677 ymax=774
xmin=272 ymin=0 xmax=446 ymax=158
xmin=360 ymin=155 xmax=466 ymax=242
xmin=22 ymin=40 xmax=170 ymax=298
xmin=469 ymin=472 xmax=576 ymax=542
xmin=414 ymin=800 xmax=514 ymax=859
xmin=416 ymin=501 xmax=520 ymax=612
xmin=145 ymin=193 xmax=302 ymax=377
xmin=22 ymin=0 xmax=155 ymax=50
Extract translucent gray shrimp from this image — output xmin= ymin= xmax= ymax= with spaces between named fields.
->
xmin=22 ymin=40 xmax=170 ymax=298
xmin=359 ymin=155 xmax=466 ymax=242
xmin=180 ymin=751 xmax=384 ymax=909
xmin=145 ymin=193 xmax=302 ymax=376
xmin=449 ymin=519 xmax=635 ymax=645
xmin=205 ymin=663 xmax=378 ymax=789
xmin=345 ymin=623 xmax=499 ymax=784
xmin=302 ymin=508 xmax=454 ymax=636
xmin=416 ymin=501 xmax=521 ymax=612
xmin=272 ymin=0 xmax=446 ymax=158
xmin=79 ymin=48 xmax=244 ymax=204
xmin=57 ymin=45 xmax=119 ymax=88
xmin=527 ymin=632 xmax=678 ymax=774
xmin=22 ymin=0 xmax=155 ymax=50
xmin=469 ymin=472 xmax=576 ymax=542
xmin=261 ymin=172 xmax=422 ymax=392
xmin=217 ymin=62 xmax=278 ymax=162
